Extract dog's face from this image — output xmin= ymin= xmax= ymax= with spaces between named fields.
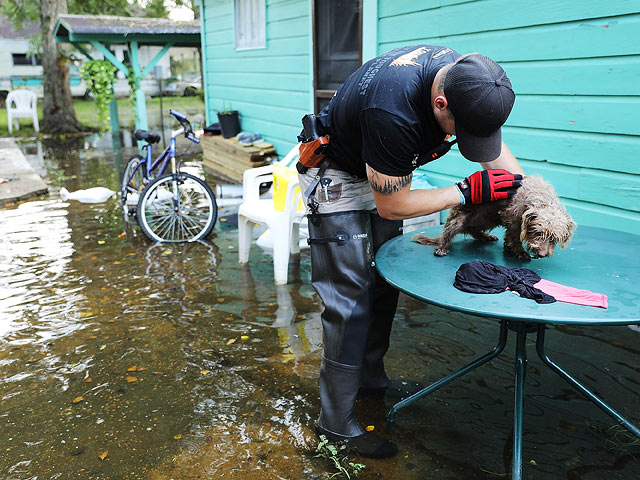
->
xmin=520 ymin=206 xmax=576 ymax=258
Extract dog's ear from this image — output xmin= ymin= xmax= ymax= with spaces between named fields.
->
xmin=520 ymin=208 xmax=536 ymax=241
xmin=559 ymin=213 xmax=577 ymax=249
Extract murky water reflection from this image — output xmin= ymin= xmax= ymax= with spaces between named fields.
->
xmin=0 ymin=134 xmax=638 ymax=479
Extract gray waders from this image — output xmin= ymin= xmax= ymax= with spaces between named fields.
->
xmin=307 ymin=209 xmax=402 ymax=458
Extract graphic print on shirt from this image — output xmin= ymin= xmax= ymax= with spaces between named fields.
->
xmin=357 ymin=46 xmax=432 ymax=96
xmin=390 ymin=46 xmax=431 ymax=67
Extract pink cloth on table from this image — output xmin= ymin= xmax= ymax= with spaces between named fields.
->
xmin=534 ymin=279 xmax=608 ymax=309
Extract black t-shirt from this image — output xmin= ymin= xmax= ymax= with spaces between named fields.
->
xmin=317 ymin=45 xmax=460 ymax=178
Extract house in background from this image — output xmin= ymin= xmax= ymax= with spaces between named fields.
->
xmin=198 ymin=0 xmax=639 ymax=235
xmin=0 ymin=14 xmax=86 ymax=99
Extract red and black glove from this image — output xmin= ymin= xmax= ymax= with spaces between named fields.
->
xmin=456 ymin=169 xmax=523 ymax=205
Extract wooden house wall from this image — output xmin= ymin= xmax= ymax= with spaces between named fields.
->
xmin=201 ymin=0 xmax=639 ymax=233
xmin=378 ymin=0 xmax=640 ymax=233
xmin=200 ymin=0 xmax=311 ymax=157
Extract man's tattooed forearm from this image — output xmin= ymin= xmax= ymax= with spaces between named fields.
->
xmin=368 ymin=173 xmax=412 ymax=195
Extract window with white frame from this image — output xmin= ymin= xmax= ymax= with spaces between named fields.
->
xmin=235 ymin=0 xmax=266 ymax=50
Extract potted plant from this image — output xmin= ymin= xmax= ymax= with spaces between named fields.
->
xmin=217 ymin=105 xmax=241 ymax=138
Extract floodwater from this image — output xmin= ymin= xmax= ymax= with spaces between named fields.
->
xmin=1 ymin=133 xmax=639 ymax=480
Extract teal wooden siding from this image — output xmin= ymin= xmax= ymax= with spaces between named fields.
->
xmin=200 ymin=0 xmax=639 ymax=233
xmin=200 ymin=0 xmax=311 ymax=157
xmin=378 ymin=0 xmax=640 ymax=234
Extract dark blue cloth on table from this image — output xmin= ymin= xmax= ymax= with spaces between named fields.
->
xmin=454 ymin=261 xmax=556 ymax=304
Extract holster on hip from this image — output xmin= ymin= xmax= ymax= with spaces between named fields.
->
xmin=297 ymin=114 xmax=330 ymax=169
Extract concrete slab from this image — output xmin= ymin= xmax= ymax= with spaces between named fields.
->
xmin=0 ymin=138 xmax=49 ymax=206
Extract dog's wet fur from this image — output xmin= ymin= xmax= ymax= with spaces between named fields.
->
xmin=414 ymin=175 xmax=576 ymax=260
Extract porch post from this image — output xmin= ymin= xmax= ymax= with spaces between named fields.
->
xmin=128 ymin=40 xmax=149 ymax=137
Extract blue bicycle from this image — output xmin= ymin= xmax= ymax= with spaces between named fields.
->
xmin=120 ymin=110 xmax=218 ymax=242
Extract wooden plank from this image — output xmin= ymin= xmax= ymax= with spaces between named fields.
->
xmin=379 ymin=14 xmax=640 ymax=62
xmin=204 ymin=85 xmax=309 ymax=110
xmin=378 ymin=0 xmax=640 ymax=40
xmin=204 ymin=72 xmax=309 ymax=93
xmin=206 ymin=35 xmax=308 ymax=57
xmin=207 ymin=99 xmax=305 ymax=127
xmin=207 ymin=55 xmax=310 ymax=74
xmin=509 ymin=96 xmax=640 ymax=136
xmin=269 ymin=0 xmax=310 ymax=23
xmin=202 ymin=134 xmax=276 ymax=156
xmin=203 ymin=157 xmax=267 ymax=184
xmin=502 ymin=128 xmax=640 ymax=175
xmin=503 ymin=57 xmax=640 ymax=96
xmin=201 ymin=135 xmax=276 ymax=184
xmin=421 ymin=150 xmax=639 ymax=211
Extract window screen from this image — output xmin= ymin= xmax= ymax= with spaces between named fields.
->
xmin=235 ymin=0 xmax=266 ymax=50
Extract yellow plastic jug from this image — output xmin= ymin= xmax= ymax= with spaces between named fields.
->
xmin=272 ymin=164 xmax=304 ymax=212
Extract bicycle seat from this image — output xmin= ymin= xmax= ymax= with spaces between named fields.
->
xmin=134 ymin=130 xmax=161 ymax=144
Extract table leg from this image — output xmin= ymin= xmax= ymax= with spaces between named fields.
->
xmin=387 ymin=319 xmax=509 ymax=431
xmin=535 ymin=325 xmax=640 ymax=439
xmin=512 ymin=325 xmax=529 ymax=480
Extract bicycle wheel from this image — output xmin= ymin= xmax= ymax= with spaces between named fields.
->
xmin=121 ymin=155 xmax=146 ymax=211
xmin=137 ymin=172 xmax=218 ymax=242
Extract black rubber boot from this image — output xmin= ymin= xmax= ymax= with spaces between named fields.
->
xmin=359 ymin=213 xmax=403 ymax=392
xmin=316 ymin=356 xmax=398 ymax=459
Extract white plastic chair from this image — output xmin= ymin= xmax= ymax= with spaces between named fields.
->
xmin=6 ymin=90 xmax=39 ymax=134
xmin=238 ymin=144 xmax=305 ymax=284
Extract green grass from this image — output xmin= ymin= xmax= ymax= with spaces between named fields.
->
xmin=0 ymin=96 xmax=206 ymax=138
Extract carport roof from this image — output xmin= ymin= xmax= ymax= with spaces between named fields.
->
xmin=54 ymin=14 xmax=200 ymax=46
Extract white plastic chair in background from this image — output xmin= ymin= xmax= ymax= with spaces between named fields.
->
xmin=238 ymin=144 xmax=305 ymax=285
xmin=6 ymin=90 xmax=39 ymax=134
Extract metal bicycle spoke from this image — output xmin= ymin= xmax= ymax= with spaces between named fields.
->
xmin=137 ymin=172 xmax=217 ymax=243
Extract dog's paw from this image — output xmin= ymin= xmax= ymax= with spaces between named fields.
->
xmin=504 ymin=244 xmax=531 ymax=261
xmin=434 ymin=247 xmax=449 ymax=257
xmin=512 ymin=250 xmax=532 ymax=261
xmin=476 ymin=233 xmax=498 ymax=242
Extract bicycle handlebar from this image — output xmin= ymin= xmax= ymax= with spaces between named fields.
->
xmin=169 ymin=109 xmax=199 ymax=144
xmin=169 ymin=109 xmax=187 ymax=121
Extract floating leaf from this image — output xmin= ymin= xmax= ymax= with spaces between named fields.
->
xmin=98 ymin=451 xmax=108 ymax=461
xmin=163 ymin=250 xmax=172 ymax=255
xmin=127 ymin=366 xmax=146 ymax=372
xmin=226 ymin=339 xmax=236 ymax=345
xmin=72 ymin=396 xmax=84 ymax=404
xmin=365 ymin=425 xmax=375 ymax=432
xmin=99 ymin=345 xmax=106 ymax=350
xmin=220 ymin=218 xmax=227 ymax=222
xmin=113 ymin=261 xmax=121 ymax=265
xmin=194 ymin=310 xmax=201 ymax=315
xmin=85 ymin=377 xmax=93 ymax=383
xmin=118 ymin=232 xmax=126 ymax=238
xmin=97 ymin=240 xmax=106 ymax=245
xmin=217 ymin=298 xmax=225 ymax=303
xmin=126 ymin=376 xmax=137 ymax=383
xmin=240 ymin=335 xmax=249 ymax=340
xmin=200 ymin=370 xmax=210 ymax=375
xmin=173 ymin=434 xmax=182 ymax=440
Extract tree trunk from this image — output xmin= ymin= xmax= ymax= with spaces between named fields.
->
xmin=39 ymin=0 xmax=86 ymax=133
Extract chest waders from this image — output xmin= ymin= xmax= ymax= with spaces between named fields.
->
xmin=304 ymin=162 xmax=402 ymax=458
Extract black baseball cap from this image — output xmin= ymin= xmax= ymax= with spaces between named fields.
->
xmin=444 ymin=54 xmax=515 ymax=162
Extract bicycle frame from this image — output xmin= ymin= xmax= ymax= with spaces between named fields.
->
xmin=124 ymin=115 xmax=199 ymax=191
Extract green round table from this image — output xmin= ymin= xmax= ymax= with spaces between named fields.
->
xmin=375 ymin=225 xmax=640 ymax=480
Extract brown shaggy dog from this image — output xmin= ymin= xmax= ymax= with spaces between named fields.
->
xmin=413 ymin=175 xmax=576 ymax=260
